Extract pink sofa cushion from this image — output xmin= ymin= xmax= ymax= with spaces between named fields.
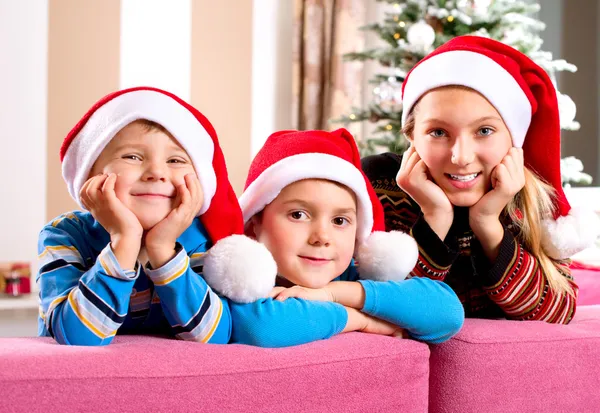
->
xmin=573 ymin=268 xmax=600 ymax=306
xmin=0 ymin=332 xmax=430 ymax=413
xmin=429 ymin=305 xmax=600 ymax=413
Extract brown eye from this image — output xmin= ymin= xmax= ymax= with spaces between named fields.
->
xmin=333 ymin=217 xmax=349 ymax=226
xmin=290 ymin=211 xmax=308 ymax=220
xmin=122 ymin=154 xmax=142 ymax=161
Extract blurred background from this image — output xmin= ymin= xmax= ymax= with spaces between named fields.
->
xmin=1 ymin=0 xmax=599 ymax=337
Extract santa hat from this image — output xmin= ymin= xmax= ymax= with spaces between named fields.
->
xmin=60 ymin=86 xmax=276 ymax=302
xmin=238 ymin=128 xmax=419 ymax=282
xmin=401 ymin=35 xmax=600 ymax=259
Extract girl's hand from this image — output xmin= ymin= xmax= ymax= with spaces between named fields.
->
xmin=469 ymin=148 xmax=525 ymax=228
xmin=145 ymin=174 xmax=203 ymax=268
xmin=396 ymin=145 xmax=454 ymax=239
xmin=271 ymin=285 xmax=334 ymax=303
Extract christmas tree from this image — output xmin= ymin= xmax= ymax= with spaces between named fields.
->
xmin=339 ymin=0 xmax=592 ymax=185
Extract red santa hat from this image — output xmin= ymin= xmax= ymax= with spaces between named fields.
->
xmin=60 ymin=86 xmax=276 ymax=302
xmin=401 ymin=35 xmax=600 ymax=259
xmin=238 ymin=128 xmax=419 ymax=282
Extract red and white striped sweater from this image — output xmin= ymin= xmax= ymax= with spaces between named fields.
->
xmin=362 ymin=153 xmax=577 ymax=324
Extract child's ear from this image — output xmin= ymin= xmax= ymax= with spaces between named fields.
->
xmin=244 ymin=214 xmax=263 ymax=240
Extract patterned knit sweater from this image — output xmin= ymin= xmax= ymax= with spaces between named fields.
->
xmin=362 ymin=153 xmax=578 ymax=324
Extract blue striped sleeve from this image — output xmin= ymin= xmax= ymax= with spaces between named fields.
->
xmin=38 ymin=223 xmax=138 ymax=346
xmin=230 ymin=298 xmax=347 ymax=348
xmin=144 ymin=243 xmax=231 ymax=344
xmin=358 ymin=277 xmax=464 ymax=344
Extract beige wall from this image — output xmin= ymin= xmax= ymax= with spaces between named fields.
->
xmin=191 ymin=1 xmax=253 ymax=194
xmin=46 ymin=1 xmax=254 ymax=221
xmin=47 ymin=0 xmax=121 ymax=220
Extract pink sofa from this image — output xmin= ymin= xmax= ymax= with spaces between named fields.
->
xmin=1 ymin=270 xmax=598 ymax=413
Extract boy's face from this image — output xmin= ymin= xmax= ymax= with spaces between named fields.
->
xmin=251 ymin=179 xmax=358 ymax=288
xmin=90 ymin=121 xmax=199 ymax=230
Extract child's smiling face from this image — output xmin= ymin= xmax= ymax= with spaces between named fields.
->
xmin=250 ymin=179 xmax=358 ymax=288
xmin=409 ymin=86 xmax=513 ymax=207
xmin=90 ymin=121 xmax=200 ymax=230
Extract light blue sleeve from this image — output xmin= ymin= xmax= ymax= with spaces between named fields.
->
xmin=37 ymin=223 xmax=137 ymax=346
xmin=358 ymin=277 xmax=464 ymax=344
xmin=230 ymin=298 xmax=348 ymax=348
xmin=145 ymin=243 xmax=231 ymax=344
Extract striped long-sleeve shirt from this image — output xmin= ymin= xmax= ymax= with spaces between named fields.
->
xmin=362 ymin=153 xmax=578 ymax=324
xmin=37 ymin=211 xmax=230 ymax=346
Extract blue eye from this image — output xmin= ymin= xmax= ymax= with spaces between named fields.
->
xmin=429 ymin=129 xmax=447 ymax=138
xmin=478 ymin=127 xmax=494 ymax=136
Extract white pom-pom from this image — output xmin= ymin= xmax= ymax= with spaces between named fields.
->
xmin=541 ymin=206 xmax=600 ymax=259
xmin=203 ymin=235 xmax=277 ymax=303
xmin=356 ymin=231 xmax=419 ymax=281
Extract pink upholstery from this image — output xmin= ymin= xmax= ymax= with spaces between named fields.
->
xmin=0 ymin=332 xmax=430 ymax=413
xmin=429 ymin=305 xmax=600 ymax=413
xmin=573 ymin=268 xmax=600 ymax=306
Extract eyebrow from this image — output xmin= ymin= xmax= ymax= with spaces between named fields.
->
xmin=282 ymin=199 xmax=356 ymax=214
xmin=422 ymin=116 xmax=502 ymax=126
xmin=111 ymin=142 xmax=189 ymax=157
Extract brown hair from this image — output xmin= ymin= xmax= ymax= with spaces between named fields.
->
xmin=133 ymin=119 xmax=171 ymax=136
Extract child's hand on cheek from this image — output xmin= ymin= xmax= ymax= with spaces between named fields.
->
xmin=80 ymin=173 xmax=143 ymax=269
xmin=271 ymin=285 xmax=334 ymax=303
xmin=469 ymin=147 xmax=525 ymax=229
xmin=397 ymin=145 xmax=454 ymax=239
xmin=145 ymin=173 xmax=203 ymax=268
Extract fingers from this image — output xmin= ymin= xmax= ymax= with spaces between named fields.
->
xmin=396 ymin=146 xmax=422 ymax=186
xmin=268 ymin=286 xmax=286 ymax=299
xmin=399 ymin=144 xmax=415 ymax=171
xmin=101 ymin=173 xmax=119 ymax=204
xmin=496 ymin=148 xmax=525 ymax=192
xmin=185 ymin=173 xmax=203 ymax=213
xmin=81 ymin=174 xmax=108 ymax=209
xmin=274 ymin=287 xmax=296 ymax=301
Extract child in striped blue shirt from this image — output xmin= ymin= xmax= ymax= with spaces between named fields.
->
xmin=38 ymin=87 xmax=270 ymax=346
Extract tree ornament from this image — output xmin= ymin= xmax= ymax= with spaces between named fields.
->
xmin=406 ymin=20 xmax=436 ymax=50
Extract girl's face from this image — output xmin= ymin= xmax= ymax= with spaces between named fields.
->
xmin=410 ymin=87 xmax=514 ymax=207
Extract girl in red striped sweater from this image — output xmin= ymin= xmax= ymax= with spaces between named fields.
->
xmin=362 ymin=36 xmax=600 ymax=324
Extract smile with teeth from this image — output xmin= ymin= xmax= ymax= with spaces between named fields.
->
xmin=447 ymin=173 xmax=480 ymax=182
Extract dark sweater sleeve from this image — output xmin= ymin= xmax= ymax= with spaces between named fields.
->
xmin=362 ymin=153 xmax=460 ymax=280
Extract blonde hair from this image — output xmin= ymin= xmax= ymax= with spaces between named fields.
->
xmin=402 ymin=96 xmax=574 ymax=298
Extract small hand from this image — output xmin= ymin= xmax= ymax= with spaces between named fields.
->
xmin=361 ymin=314 xmax=406 ymax=337
xmin=271 ymin=285 xmax=334 ymax=302
xmin=80 ymin=173 xmax=142 ymax=269
xmin=80 ymin=173 xmax=143 ymax=240
xmin=469 ymin=147 xmax=525 ymax=228
xmin=145 ymin=174 xmax=203 ymax=268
